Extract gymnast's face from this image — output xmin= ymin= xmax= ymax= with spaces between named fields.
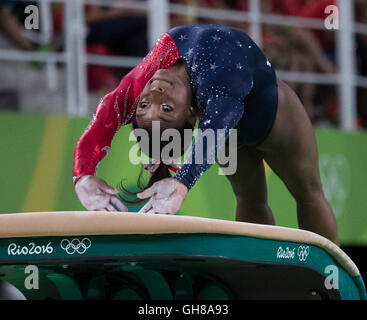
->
xmin=135 ymin=63 xmax=197 ymax=130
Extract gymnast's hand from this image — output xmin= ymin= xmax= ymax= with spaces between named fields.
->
xmin=75 ymin=175 xmax=128 ymax=212
xmin=137 ymin=178 xmax=188 ymax=215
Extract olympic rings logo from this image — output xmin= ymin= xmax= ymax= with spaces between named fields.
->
xmin=297 ymin=246 xmax=310 ymax=262
xmin=319 ymin=154 xmax=350 ymax=218
xmin=60 ymin=238 xmax=91 ymax=255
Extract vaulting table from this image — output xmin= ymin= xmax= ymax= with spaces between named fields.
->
xmin=0 ymin=211 xmax=365 ymax=300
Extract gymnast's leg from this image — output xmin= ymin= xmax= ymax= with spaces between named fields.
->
xmin=257 ymin=80 xmax=339 ymax=245
xmin=218 ymin=146 xmax=275 ymax=225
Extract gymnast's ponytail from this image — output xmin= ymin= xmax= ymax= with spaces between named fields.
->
xmin=145 ymin=163 xmax=172 ymax=188
xmin=118 ymin=162 xmax=172 ymax=205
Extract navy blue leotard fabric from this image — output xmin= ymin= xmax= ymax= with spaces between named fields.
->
xmin=167 ymin=24 xmax=278 ymax=190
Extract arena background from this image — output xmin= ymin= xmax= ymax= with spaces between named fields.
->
xmin=0 ymin=0 xmax=367 ymax=281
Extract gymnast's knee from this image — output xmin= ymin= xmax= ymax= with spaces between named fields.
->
xmin=294 ymin=187 xmax=330 ymax=209
xmin=235 ymin=195 xmax=266 ymax=207
xmin=234 ymin=190 xmax=269 ymax=209
xmin=235 ymin=196 xmax=272 ymax=216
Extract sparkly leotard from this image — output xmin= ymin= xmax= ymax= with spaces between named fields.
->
xmin=73 ymin=24 xmax=278 ymax=191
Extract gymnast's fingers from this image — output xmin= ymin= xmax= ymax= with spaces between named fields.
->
xmin=110 ymin=197 xmax=128 ymax=212
xmin=137 ymin=184 xmax=156 ymax=200
xmin=138 ymin=201 xmax=153 ymax=213
xmin=105 ymin=204 xmax=116 ymax=212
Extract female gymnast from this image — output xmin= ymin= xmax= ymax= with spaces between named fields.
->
xmin=73 ymin=24 xmax=338 ymax=245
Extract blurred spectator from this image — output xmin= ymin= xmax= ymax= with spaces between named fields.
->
xmin=0 ymin=1 xmax=38 ymax=112
xmin=85 ymin=5 xmax=147 ymax=57
xmin=84 ymin=4 xmax=148 ymax=92
xmin=263 ymin=26 xmax=336 ymax=120
xmin=273 ymin=0 xmax=337 ymax=59
xmin=260 ymin=0 xmax=336 ymax=121
xmin=170 ymin=0 xmax=242 ymax=28
xmin=0 ymin=1 xmax=35 ymax=50
xmin=85 ymin=4 xmax=148 ymax=92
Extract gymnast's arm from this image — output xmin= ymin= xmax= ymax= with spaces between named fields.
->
xmin=73 ymin=78 xmax=133 ymax=212
xmin=173 ymin=96 xmax=245 ymax=190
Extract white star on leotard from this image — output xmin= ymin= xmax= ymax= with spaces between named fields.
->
xmin=210 ymin=63 xmax=218 ymax=70
xmin=179 ymin=34 xmax=188 ymax=41
xmin=101 ymin=146 xmax=110 ymax=155
xmin=212 ymin=35 xmax=221 ymax=42
xmin=236 ymin=63 xmax=243 ymax=70
xmin=187 ymin=48 xmax=194 ymax=55
xmin=236 ymin=41 xmax=243 ymax=48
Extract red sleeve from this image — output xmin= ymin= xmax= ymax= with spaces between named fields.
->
xmin=73 ymin=32 xmax=180 ymax=185
xmin=72 ymin=76 xmax=136 ymax=185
